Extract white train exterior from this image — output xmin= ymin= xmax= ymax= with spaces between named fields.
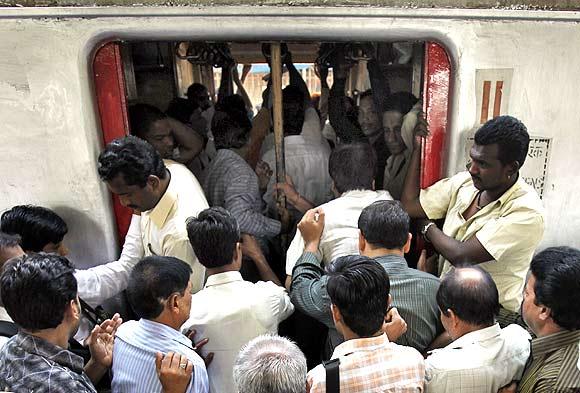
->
xmin=0 ymin=4 xmax=579 ymax=268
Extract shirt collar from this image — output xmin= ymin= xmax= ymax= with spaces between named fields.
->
xmin=145 ymin=164 xmax=177 ymax=229
xmin=15 ymin=331 xmax=85 ymax=374
xmin=340 ymin=189 xmax=385 ymax=199
xmin=531 ymin=329 xmax=580 ymax=357
xmin=448 ymin=323 xmax=502 ymax=349
xmin=138 ymin=319 xmax=193 ymax=349
xmin=205 ymin=271 xmax=244 ymax=288
xmin=374 ymin=254 xmax=409 ymax=272
xmin=332 ymin=333 xmax=390 ymax=359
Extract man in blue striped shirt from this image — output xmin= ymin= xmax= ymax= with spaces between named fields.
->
xmin=112 ymin=256 xmax=208 ymax=393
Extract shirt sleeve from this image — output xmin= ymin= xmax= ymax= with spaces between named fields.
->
xmin=420 ymin=172 xmax=469 ymax=220
xmin=163 ymin=235 xmax=205 ymax=293
xmin=289 ymin=252 xmax=334 ymax=328
xmin=75 ymin=214 xmax=144 ymax=306
xmin=224 ymin=172 xmax=281 ymax=238
xmin=256 ymin=281 xmax=295 ymax=325
xmin=475 ymin=207 xmax=544 ymax=263
xmin=285 ymin=230 xmax=306 ymax=275
xmin=188 ymin=357 xmax=209 ymax=393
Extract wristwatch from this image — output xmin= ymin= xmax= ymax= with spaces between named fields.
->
xmin=421 ymin=222 xmax=436 ymax=241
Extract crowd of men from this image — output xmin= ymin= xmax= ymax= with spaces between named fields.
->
xmin=0 ymin=44 xmax=579 ymax=393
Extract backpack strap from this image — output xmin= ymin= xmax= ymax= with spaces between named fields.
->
xmin=323 ymin=358 xmax=340 ymax=393
xmin=0 ymin=320 xmax=18 ymax=338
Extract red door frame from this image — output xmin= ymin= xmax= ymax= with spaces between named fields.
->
xmin=93 ymin=42 xmax=133 ymax=242
xmin=422 ymin=42 xmax=451 ymax=187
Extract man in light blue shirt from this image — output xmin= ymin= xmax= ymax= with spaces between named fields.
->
xmin=112 ymin=256 xmax=208 ymax=393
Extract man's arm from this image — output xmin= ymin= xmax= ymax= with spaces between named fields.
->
xmin=423 ymin=224 xmax=494 ymax=266
xmin=289 ymin=209 xmax=334 ymax=327
xmin=75 ymin=215 xmax=144 ymax=306
xmin=168 ymin=117 xmax=204 ymax=164
xmin=285 ymin=51 xmax=311 ymax=106
xmin=400 ymin=136 xmax=429 ymax=218
xmin=241 ymin=234 xmax=281 ymax=286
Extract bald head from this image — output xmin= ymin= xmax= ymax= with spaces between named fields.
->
xmin=437 ymin=266 xmax=500 ymax=327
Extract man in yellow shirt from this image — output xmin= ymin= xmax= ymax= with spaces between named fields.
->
xmin=401 ymin=116 xmax=544 ymax=323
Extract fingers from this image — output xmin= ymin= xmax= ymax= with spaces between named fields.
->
xmin=186 ymin=360 xmax=194 ymax=375
xmin=204 ymin=352 xmax=215 ymax=367
xmin=194 ymin=337 xmax=209 ymax=351
xmin=155 ymin=352 xmax=163 ymax=372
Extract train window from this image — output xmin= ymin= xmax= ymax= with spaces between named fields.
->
xmin=93 ymin=40 xmax=450 ymax=244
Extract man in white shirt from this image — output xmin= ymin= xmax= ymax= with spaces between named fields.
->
xmin=424 ymin=266 xmax=530 ymax=393
xmin=261 ymin=86 xmax=333 ymax=215
xmin=183 ymin=207 xmax=294 ymax=393
xmin=285 ymin=143 xmax=392 ymax=288
xmin=77 ymin=135 xmax=209 ymax=304
xmin=112 ymin=255 xmax=208 ymax=393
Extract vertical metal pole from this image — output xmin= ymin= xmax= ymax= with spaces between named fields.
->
xmin=271 ymin=43 xmax=286 ymax=209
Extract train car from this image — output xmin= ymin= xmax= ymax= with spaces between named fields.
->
xmin=0 ymin=0 xmax=579 ymax=270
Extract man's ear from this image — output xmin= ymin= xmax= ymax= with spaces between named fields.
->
xmin=403 ymin=233 xmax=412 ymax=254
xmin=507 ymin=161 xmax=520 ymax=178
xmin=447 ymin=308 xmax=460 ymax=328
xmin=147 ymin=175 xmax=161 ymax=190
xmin=358 ymin=231 xmax=366 ymax=254
xmin=65 ymin=298 xmax=81 ymax=321
xmin=330 ymin=303 xmax=341 ymax=325
xmin=386 ymin=294 xmax=392 ymax=308
xmin=233 ymin=242 xmax=243 ymax=267
xmin=167 ymin=294 xmax=180 ymax=314
xmin=539 ymin=305 xmax=552 ymax=322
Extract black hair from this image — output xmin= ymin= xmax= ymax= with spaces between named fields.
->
xmin=329 ymin=143 xmax=376 ymax=194
xmin=127 ymin=256 xmax=192 ymax=320
xmin=359 ymin=89 xmax=373 ymax=101
xmin=212 ymin=110 xmax=252 ymax=150
xmin=166 ymin=97 xmax=194 ymax=125
xmin=219 ymin=94 xmax=247 ymax=117
xmin=1 ymin=253 xmax=77 ymax=331
xmin=187 ymin=83 xmax=208 ymax=106
xmin=186 ymin=207 xmax=240 ymax=269
xmin=358 ymin=200 xmax=409 ymax=250
xmin=129 ymin=103 xmax=167 ymax=139
xmin=383 ymin=92 xmax=419 ymax=115
xmin=1 ymin=205 xmax=68 ymax=252
xmin=326 ymin=255 xmax=390 ymax=337
xmin=474 ymin=115 xmax=530 ymax=167
xmin=282 ymin=85 xmax=305 ymax=106
xmin=437 ymin=266 xmax=500 ymax=327
xmin=0 ymin=232 xmax=21 ymax=250
xmin=530 ymin=246 xmax=580 ymax=330
xmin=97 ymin=135 xmax=167 ymax=187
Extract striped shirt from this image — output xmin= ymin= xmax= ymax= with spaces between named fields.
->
xmin=291 ymin=252 xmax=442 ymax=353
xmin=112 ymin=319 xmax=208 ymax=393
xmin=203 ymin=149 xmax=281 ymax=239
xmin=307 ymin=333 xmax=425 ymax=392
xmin=518 ymin=329 xmax=580 ymax=393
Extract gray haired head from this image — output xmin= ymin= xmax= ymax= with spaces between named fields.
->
xmin=233 ymin=335 xmax=307 ymax=393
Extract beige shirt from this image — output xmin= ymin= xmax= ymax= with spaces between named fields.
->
xmin=141 ymin=160 xmax=208 ymax=293
xmin=286 ymin=189 xmax=393 ymax=275
xmin=183 ymin=271 xmax=293 ymax=393
xmin=425 ymin=324 xmax=531 ymax=393
xmin=420 ymin=171 xmax=544 ymax=312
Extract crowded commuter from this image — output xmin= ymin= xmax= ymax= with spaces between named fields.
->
xmin=184 ymin=207 xmax=294 ymax=393
xmin=306 ymin=255 xmax=425 ymax=392
xmin=424 ymin=266 xmax=531 ymax=392
xmin=261 ymin=84 xmax=332 ymax=218
xmin=401 ymin=115 xmax=544 ymax=325
xmin=0 ymin=253 xmax=122 ymax=393
xmin=112 ymin=255 xmax=208 ymax=393
xmin=94 ymin=135 xmax=208 ymax=295
xmin=129 ymin=103 xmax=204 ymax=167
xmin=382 ymin=92 xmax=424 ymax=199
xmin=502 ymin=247 xmax=580 ymax=393
xmin=203 ymin=110 xmax=281 ymax=244
xmin=1 ymin=204 xmax=69 ymax=256
xmin=234 ymin=335 xmax=307 ymax=393
xmin=285 ymin=143 xmax=392 ymax=288
xmin=291 ymin=202 xmax=438 ymax=353
xmin=0 ymin=232 xmax=24 ymax=348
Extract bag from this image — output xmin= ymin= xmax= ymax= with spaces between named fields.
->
xmin=323 ymin=358 xmax=340 ymax=393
